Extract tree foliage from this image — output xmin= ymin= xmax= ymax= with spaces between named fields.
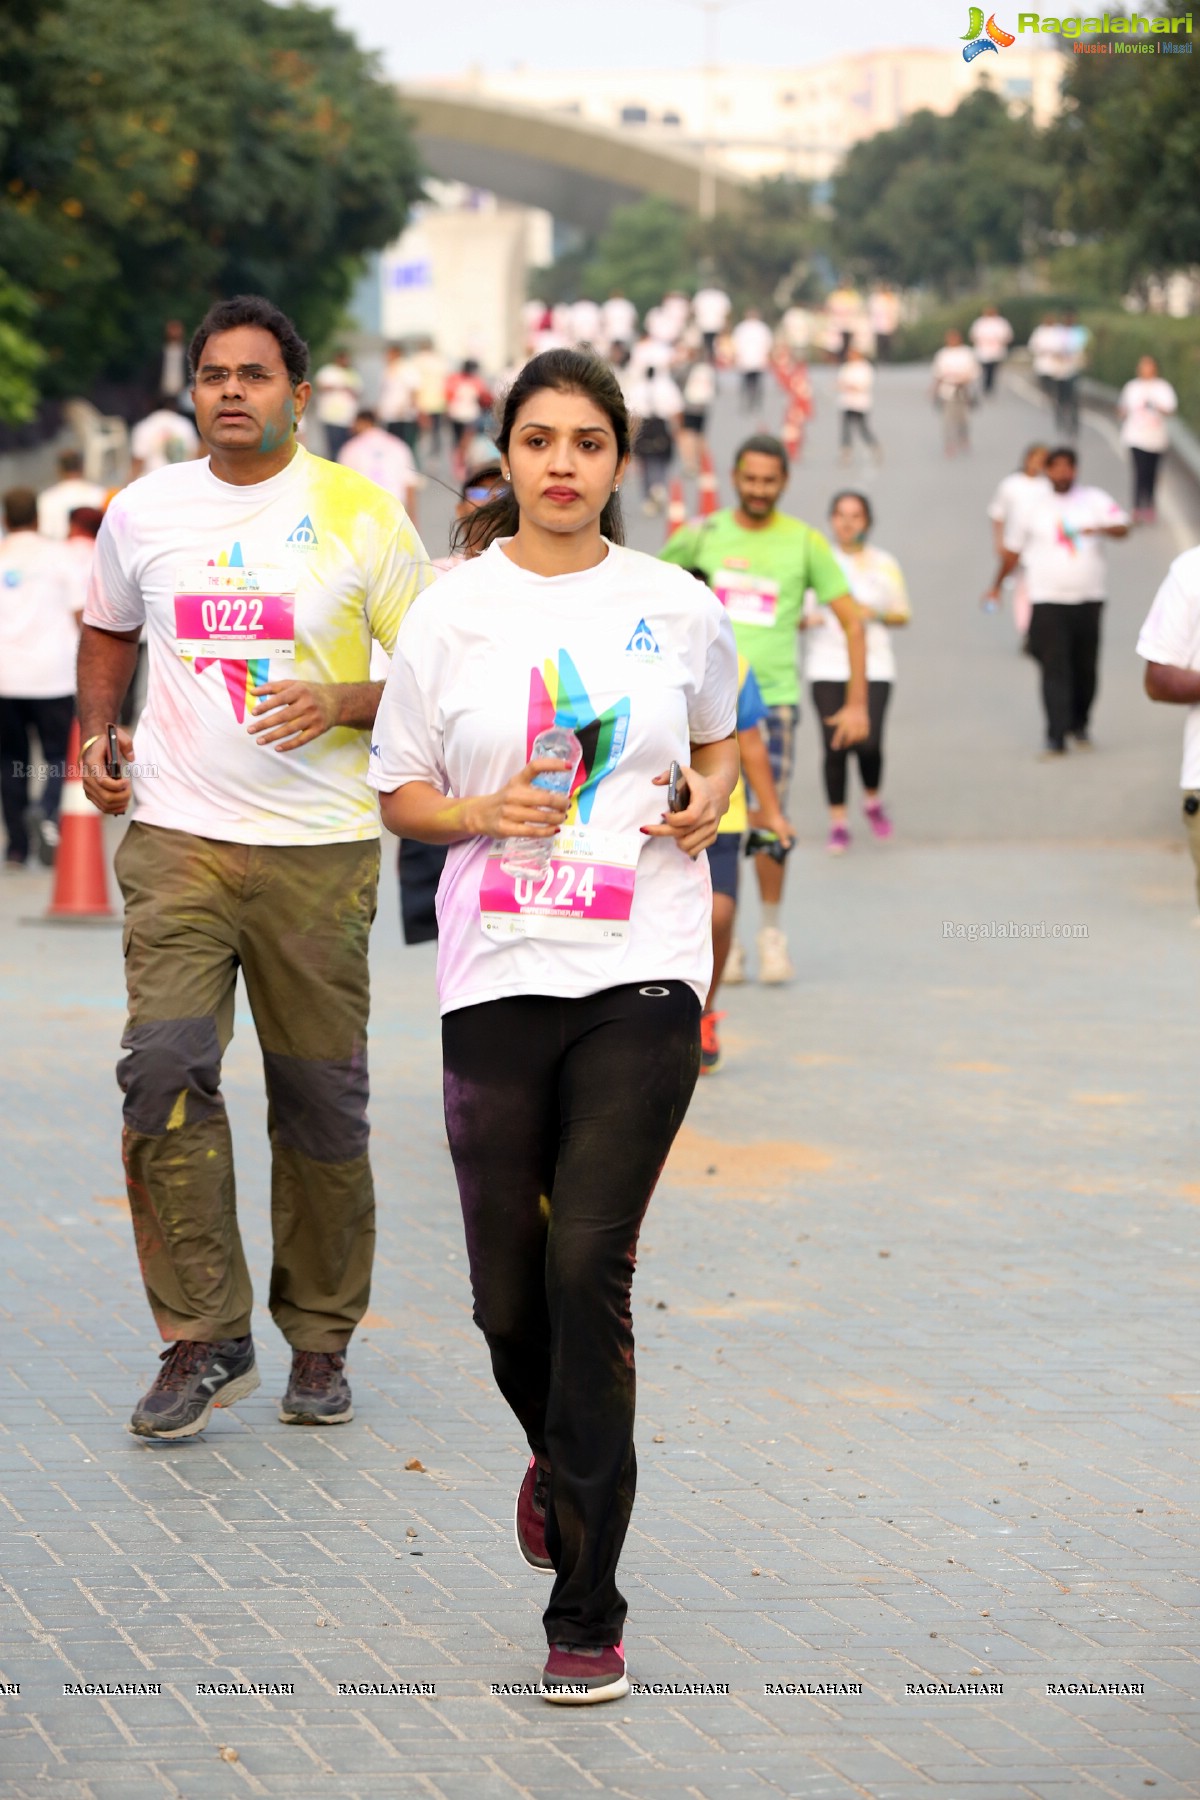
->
xmin=1051 ymin=5 xmax=1200 ymax=287
xmin=0 ymin=0 xmax=422 ymax=402
xmin=581 ymin=197 xmax=695 ymax=319
xmin=0 ymin=270 xmax=46 ymax=425
xmin=830 ymin=88 xmax=1056 ymax=295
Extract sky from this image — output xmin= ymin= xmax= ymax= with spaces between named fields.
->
xmin=325 ymin=0 xmax=971 ymax=79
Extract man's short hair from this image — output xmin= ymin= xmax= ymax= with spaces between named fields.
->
xmin=355 ymin=408 xmax=377 ymax=426
xmin=188 ymin=295 xmax=309 ymax=387
xmin=58 ymin=448 xmax=85 ymax=476
xmin=68 ymin=505 xmax=104 ymax=538
xmin=4 ymin=487 xmax=38 ymax=531
xmin=1045 ymin=445 xmax=1078 ymax=468
xmin=734 ymin=433 xmax=789 ymax=476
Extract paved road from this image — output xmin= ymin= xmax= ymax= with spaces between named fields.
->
xmin=1 ymin=366 xmax=1199 ymax=1799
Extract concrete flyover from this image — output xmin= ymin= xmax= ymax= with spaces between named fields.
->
xmin=397 ymin=86 xmax=750 ymax=232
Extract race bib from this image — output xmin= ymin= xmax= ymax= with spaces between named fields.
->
xmin=714 ymin=568 xmax=779 ymax=627
xmin=174 ymin=565 xmax=296 ymax=660
xmin=479 ymin=826 xmax=642 ymax=944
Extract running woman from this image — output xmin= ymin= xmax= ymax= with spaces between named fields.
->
xmin=806 ymin=491 xmax=909 ymax=852
xmin=987 ymin=444 xmax=1048 ymax=644
xmin=370 ymin=348 xmax=738 ymax=1704
xmin=1118 ymin=356 xmax=1179 ymax=524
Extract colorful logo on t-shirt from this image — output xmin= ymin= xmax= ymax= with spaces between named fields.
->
xmin=625 ymin=617 xmax=662 ymax=658
xmin=961 ymin=7 xmax=1014 ymax=58
xmin=286 ymin=514 xmax=318 ymax=549
xmin=1055 ymin=515 xmax=1080 ymax=555
xmin=527 ymin=649 xmax=629 ymax=826
xmin=193 ymin=541 xmax=269 ymax=722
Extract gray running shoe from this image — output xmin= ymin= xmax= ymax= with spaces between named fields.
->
xmin=129 ymin=1336 xmax=259 ymax=1439
xmin=279 ymin=1350 xmax=354 ymax=1425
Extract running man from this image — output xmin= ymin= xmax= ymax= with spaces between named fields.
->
xmin=985 ymin=445 xmax=1128 ymax=757
xmin=661 ymin=434 xmax=868 ymax=982
xmin=835 ymin=347 xmax=879 ymax=465
xmin=968 ymin=304 xmax=1013 ymax=398
xmin=931 ymin=329 xmax=980 ymax=457
xmin=79 ymin=293 xmax=432 ymax=1439
xmin=1138 ymin=543 xmax=1200 ymax=908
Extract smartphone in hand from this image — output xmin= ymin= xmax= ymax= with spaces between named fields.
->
xmin=666 ymin=760 xmax=691 ymax=814
xmin=105 ymin=725 xmax=122 ymax=779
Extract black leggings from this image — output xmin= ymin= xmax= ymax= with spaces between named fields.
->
xmin=840 ymin=410 xmax=876 ymax=448
xmin=1131 ymin=446 xmax=1161 ymax=512
xmin=441 ymin=980 xmax=701 ymax=1647
xmin=812 ymin=680 xmax=891 ymax=806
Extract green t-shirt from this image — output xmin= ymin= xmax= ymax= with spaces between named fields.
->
xmin=660 ymin=509 xmax=847 ymax=705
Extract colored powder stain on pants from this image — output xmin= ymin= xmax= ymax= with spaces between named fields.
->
xmin=441 ymin=980 xmax=700 ymax=1648
xmin=114 ymin=820 xmax=379 ymax=1350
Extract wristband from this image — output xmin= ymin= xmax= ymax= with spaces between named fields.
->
xmin=80 ymin=733 xmax=103 ymax=755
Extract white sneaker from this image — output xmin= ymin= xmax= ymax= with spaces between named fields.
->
xmin=757 ymin=927 xmax=794 ymax=985
xmin=723 ymin=939 xmax=747 ymax=985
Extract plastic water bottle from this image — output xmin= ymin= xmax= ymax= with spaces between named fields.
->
xmin=500 ymin=726 xmax=583 ymax=879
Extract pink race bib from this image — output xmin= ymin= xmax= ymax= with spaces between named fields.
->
xmin=714 ymin=569 xmax=779 ymax=627
xmin=480 ymin=827 xmax=642 ymax=944
xmin=173 ymin=566 xmax=296 ymax=660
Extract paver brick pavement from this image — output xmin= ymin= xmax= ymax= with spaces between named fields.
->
xmin=2 ymin=370 xmax=1200 ymax=1797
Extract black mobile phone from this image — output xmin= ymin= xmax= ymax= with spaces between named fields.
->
xmin=667 ymin=760 xmax=690 ymax=814
xmin=744 ymin=828 xmax=793 ymax=864
xmin=105 ymin=724 xmax=121 ymax=780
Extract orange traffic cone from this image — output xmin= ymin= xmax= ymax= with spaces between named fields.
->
xmin=665 ymin=478 xmax=687 ymax=539
xmin=698 ymin=445 xmax=719 ymax=517
xmin=44 ymin=720 xmax=115 ymax=921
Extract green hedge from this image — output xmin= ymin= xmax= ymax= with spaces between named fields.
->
xmin=892 ymin=297 xmax=1200 ymax=435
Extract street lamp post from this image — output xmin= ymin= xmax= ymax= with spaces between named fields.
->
xmin=674 ymin=0 xmax=757 ymax=220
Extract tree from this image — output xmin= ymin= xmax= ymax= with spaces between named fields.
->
xmin=830 ymin=89 xmax=1056 ymax=294
xmin=1051 ymin=6 xmax=1200 ymax=288
xmin=0 ymin=271 xmax=46 ymax=425
xmin=696 ymin=178 xmax=822 ymax=316
xmin=0 ymin=0 xmax=422 ymax=405
xmin=581 ymin=197 xmax=694 ymax=318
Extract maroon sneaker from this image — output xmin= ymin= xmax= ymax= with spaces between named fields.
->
xmin=541 ymin=1641 xmax=629 ymax=1704
xmin=515 ymin=1456 xmax=553 ymax=1570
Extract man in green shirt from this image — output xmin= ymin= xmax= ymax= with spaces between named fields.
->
xmin=662 ymin=434 xmax=868 ymax=982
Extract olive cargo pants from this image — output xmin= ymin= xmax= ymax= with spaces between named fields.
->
xmin=114 ymin=822 xmax=380 ymax=1349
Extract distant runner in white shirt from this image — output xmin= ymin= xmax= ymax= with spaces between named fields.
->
xmin=835 ymin=347 xmax=879 ymax=464
xmin=731 ymin=309 xmax=774 ymax=412
xmin=1138 ymin=545 xmax=1200 ymax=906
xmin=601 ymin=291 xmax=638 ymax=355
xmin=371 ymin=345 xmax=737 ymax=1708
xmin=338 ymin=408 xmax=420 ymax=525
xmin=1027 ymin=314 xmax=1068 ymax=409
xmin=987 ymin=444 xmax=1048 ymax=641
xmin=692 ymin=285 xmax=732 ymax=360
xmin=968 ymin=305 xmax=1014 ymax=397
xmin=79 ymin=293 xmax=432 ymax=1443
xmin=0 ymin=486 xmax=81 ymax=867
xmin=377 ymin=344 xmax=420 ymax=454
xmin=312 ymin=349 xmax=364 ymax=462
xmin=987 ymin=445 xmax=1128 ymax=756
xmin=129 ymin=402 xmax=200 ymax=479
xmin=930 ymin=330 xmax=980 ymax=457
xmin=867 ymin=284 xmax=901 ymax=361
xmin=37 ymin=448 xmax=106 ymax=540
xmin=1118 ymin=355 xmax=1179 ymax=523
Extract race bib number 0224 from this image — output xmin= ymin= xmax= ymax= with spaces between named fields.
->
xmin=479 ymin=826 xmax=642 ymax=944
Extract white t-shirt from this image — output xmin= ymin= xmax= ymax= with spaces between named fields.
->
xmin=0 ymin=532 xmax=79 ymax=698
xmin=1028 ymin=323 xmax=1068 ymax=379
xmin=338 ymin=427 xmax=418 ymax=503
xmin=369 ymin=539 xmax=738 ymax=1014
xmin=37 ymin=476 xmax=106 ymax=541
xmin=314 ymin=364 xmax=364 ymax=428
xmin=1136 ymin=546 xmax=1200 ymax=787
xmin=628 ymin=374 xmax=684 ymax=424
xmin=84 ymin=446 xmax=432 ymax=845
xmin=780 ymin=306 xmax=812 ymax=351
xmin=805 ymin=545 xmax=908 ymax=683
xmin=378 ymin=359 xmax=417 ymax=425
xmin=988 ymin=470 xmax=1049 ymax=531
xmin=868 ymin=291 xmax=900 ymax=335
xmin=602 ymin=296 xmax=638 ymax=345
xmin=130 ymin=409 xmax=199 ymax=472
xmin=1119 ymin=378 xmax=1178 ymax=453
xmin=682 ymin=362 xmax=716 ymax=410
xmin=836 ymin=361 xmax=875 ymax=412
xmin=1003 ymin=483 xmax=1128 ymax=604
xmin=571 ymin=299 xmax=602 ymax=345
xmin=932 ymin=345 xmax=980 ymax=394
xmin=731 ymin=319 xmax=774 ymax=373
xmin=969 ymin=314 xmax=1013 ymax=364
xmin=693 ymin=287 xmax=732 ymax=334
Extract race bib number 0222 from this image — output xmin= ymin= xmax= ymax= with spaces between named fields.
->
xmin=174 ymin=565 xmax=296 ymax=660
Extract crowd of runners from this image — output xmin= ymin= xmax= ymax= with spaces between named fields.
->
xmin=0 ymin=272 xmax=1196 ymax=1710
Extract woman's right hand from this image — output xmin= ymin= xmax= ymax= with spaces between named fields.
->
xmin=470 ymin=756 xmax=572 ymax=840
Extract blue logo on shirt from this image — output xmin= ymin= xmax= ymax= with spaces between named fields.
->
xmin=626 ymin=617 xmax=661 ymax=656
xmin=3 ymin=570 xmax=21 ymax=588
xmin=286 ymin=515 xmax=318 ymax=549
